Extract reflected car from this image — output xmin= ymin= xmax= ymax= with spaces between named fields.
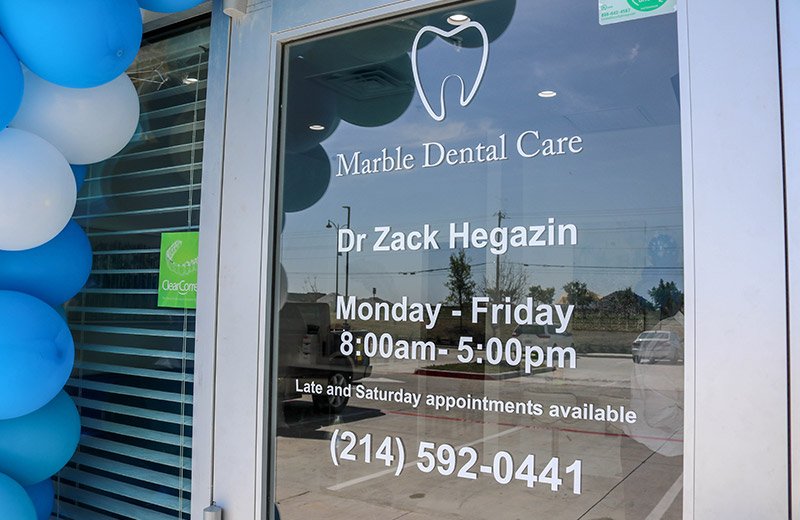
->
xmin=512 ymin=324 xmax=574 ymax=349
xmin=279 ymin=303 xmax=372 ymax=414
xmin=631 ymin=330 xmax=682 ymax=364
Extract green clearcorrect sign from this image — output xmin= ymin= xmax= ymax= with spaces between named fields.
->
xmin=599 ymin=0 xmax=675 ymax=25
xmin=158 ymin=231 xmax=199 ymax=309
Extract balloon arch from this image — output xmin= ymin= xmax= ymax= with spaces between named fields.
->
xmin=0 ymin=1 xmax=204 ymax=517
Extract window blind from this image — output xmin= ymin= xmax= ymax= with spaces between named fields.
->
xmin=55 ymin=18 xmax=210 ymax=520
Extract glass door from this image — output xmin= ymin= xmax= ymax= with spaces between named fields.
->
xmin=270 ymin=1 xmax=684 ymax=518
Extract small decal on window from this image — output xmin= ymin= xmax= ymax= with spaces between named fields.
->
xmin=599 ymin=0 xmax=677 ymax=25
xmin=158 ymin=231 xmax=199 ymax=309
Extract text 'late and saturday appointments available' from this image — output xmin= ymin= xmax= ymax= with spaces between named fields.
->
xmin=330 ymin=430 xmax=583 ymax=494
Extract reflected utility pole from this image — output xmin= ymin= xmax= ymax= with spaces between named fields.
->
xmin=494 ymin=210 xmax=507 ymax=299
xmin=492 ymin=210 xmax=507 ymax=339
xmin=325 ymin=219 xmax=341 ymax=297
xmin=343 ymin=205 xmax=351 ymax=303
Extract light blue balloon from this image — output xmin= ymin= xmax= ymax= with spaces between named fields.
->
xmin=23 ymin=479 xmax=53 ymax=520
xmin=0 ymin=291 xmax=75 ymax=420
xmin=0 ymin=392 xmax=81 ymax=486
xmin=137 ymin=0 xmax=204 ymax=13
xmin=0 ymin=1 xmax=142 ymax=88
xmin=0 ymin=34 xmax=22 ymax=128
xmin=70 ymin=164 xmax=88 ymax=192
xmin=0 ymin=473 xmax=36 ymax=520
xmin=0 ymin=220 xmax=93 ymax=306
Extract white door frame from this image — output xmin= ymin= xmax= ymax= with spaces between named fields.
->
xmin=678 ymin=0 xmax=788 ymax=517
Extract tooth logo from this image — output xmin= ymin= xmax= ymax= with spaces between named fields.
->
xmin=411 ymin=21 xmax=489 ymax=122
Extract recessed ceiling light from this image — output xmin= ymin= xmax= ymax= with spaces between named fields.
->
xmin=447 ymin=13 xmax=471 ymax=25
xmin=538 ymin=90 xmax=557 ymax=98
xmin=182 ymin=77 xmax=199 ymax=85
xmin=309 ymin=124 xmax=326 ymax=131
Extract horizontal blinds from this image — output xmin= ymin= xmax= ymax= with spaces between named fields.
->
xmin=55 ymin=19 xmax=210 ymax=520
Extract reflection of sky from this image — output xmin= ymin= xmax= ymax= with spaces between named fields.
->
xmin=280 ymin=0 xmax=682 ymax=303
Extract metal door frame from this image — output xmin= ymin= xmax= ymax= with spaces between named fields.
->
xmin=778 ymin=0 xmax=800 ymax=516
xmin=193 ymin=1 xmax=792 ymax=518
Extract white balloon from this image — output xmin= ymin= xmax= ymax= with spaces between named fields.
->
xmin=0 ymin=129 xmax=76 ymax=251
xmin=11 ymin=69 xmax=140 ymax=165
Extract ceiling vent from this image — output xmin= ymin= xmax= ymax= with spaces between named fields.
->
xmin=311 ymin=64 xmax=414 ymax=101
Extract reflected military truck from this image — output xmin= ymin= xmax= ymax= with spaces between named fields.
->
xmin=278 ymin=302 xmax=371 ymax=413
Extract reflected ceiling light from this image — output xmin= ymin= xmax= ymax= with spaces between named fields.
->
xmin=309 ymin=124 xmax=326 ymax=131
xmin=538 ymin=90 xmax=557 ymax=98
xmin=447 ymin=13 xmax=471 ymax=25
xmin=182 ymin=77 xmax=199 ymax=85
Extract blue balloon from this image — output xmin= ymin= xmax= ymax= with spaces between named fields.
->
xmin=52 ymin=304 xmax=68 ymax=322
xmin=0 ymin=392 xmax=80 ymax=486
xmin=283 ymin=145 xmax=331 ymax=213
xmin=0 ymin=473 xmax=36 ymax=520
xmin=0 ymin=34 xmax=22 ymax=128
xmin=70 ymin=164 xmax=88 ymax=191
xmin=23 ymin=479 xmax=53 ymax=520
xmin=0 ymin=220 xmax=92 ymax=307
xmin=0 ymin=1 xmax=142 ymax=88
xmin=137 ymin=0 xmax=204 ymax=13
xmin=0 ymin=291 xmax=75 ymax=420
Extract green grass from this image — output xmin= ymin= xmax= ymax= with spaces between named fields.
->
xmin=423 ymin=361 xmax=519 ymax=374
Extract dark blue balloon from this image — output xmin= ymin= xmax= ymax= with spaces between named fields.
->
xmin=0 ymin=392 xmax=80 ymax=486
xmin=0 ymin=291 xmax=75 ymax=420
xmin=0 ymin=220 xmax=92 ymax=306
xmin=137 ymin=0 xmax=204 ymax=13
xmin=0 ymin=34 xmax=22 ymax=128
xmin=0 ymin=1 xmax=142 ymax=88
xmin=283 ymin=145 xmax=331 ymax=213
xmin=23 ymin=479 xmax=53 ymax=520
xmin=0 ymin=473 xmax=35 ymax=520
xmin=70 ymin=164 xmax=88 ymax=192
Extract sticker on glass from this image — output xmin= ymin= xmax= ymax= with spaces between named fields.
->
xmin=599 ymin=0 xmax=677 ymax=25
xmin=158 ymin=231 xmax=199 ymax=309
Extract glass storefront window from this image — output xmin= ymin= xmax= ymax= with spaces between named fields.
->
xmin=273 ymin=1 xmax=682 ymax=518
xmin=54 ymin=18 xmax=209 ymax=520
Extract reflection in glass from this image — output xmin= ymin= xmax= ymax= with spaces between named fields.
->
xmin=274 ymin=1 xmax=683 ymax=518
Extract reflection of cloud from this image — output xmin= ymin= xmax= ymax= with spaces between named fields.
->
xmin=629 ymin=43 xmax=641 ymax=61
